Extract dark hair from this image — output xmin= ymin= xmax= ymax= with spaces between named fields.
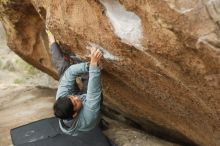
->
xmin=53 ymin=97 xmax=74 ymax=119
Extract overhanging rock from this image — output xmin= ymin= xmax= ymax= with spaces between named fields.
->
xmin=0 ymin=0 xmax=219 ymax=146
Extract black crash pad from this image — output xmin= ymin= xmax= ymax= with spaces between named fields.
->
xmin=10 ymin=117 xmax=111 ymax=146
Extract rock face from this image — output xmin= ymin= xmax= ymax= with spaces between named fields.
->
xmin=0 ymin=0 xmax=219 ymax=145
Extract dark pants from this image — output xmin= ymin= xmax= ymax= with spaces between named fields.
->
xmin=50 ymin=42 xmax=89 ymax=94
xmin=50 ymin=43 xmax=70 ymax=77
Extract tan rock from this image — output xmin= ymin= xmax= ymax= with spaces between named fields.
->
xmin=0 ymin=0 xmax=219 ymax=145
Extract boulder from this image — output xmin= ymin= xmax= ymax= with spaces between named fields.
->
xmin=0 ymin=0 xmax=219 ymax=145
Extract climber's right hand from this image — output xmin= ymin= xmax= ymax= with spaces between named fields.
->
xmin=90 ymin=48 xmax=103 ymax=66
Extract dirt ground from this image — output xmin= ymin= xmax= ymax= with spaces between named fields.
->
xmin=0 ymin=85 xmax=55 ymax=146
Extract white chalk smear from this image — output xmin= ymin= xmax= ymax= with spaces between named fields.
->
xmin=169 ymin=5 xmax=193 ymax=14
xmin=196 ymin=35 xmax=220 ymax=53
xmin=28 ymin=136 xmax=44 ymax=143
xmin=196 ymin=34 xmax=210 ymax=49
xmin=25 ymin=130 xmax=35 ymax=137
xmin=86 ymin=42 xmax=120 ymax=61
xmin=164 ymin=0 xmax=196 ymax=14
xmin=99 ymin=0 xmax=144 ymax=50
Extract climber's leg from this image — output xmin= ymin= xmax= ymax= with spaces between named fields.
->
xmin=50 ymin=42 xmax=70 ymax=77
xmin=50 ymin=42 xmax=81 ymax=93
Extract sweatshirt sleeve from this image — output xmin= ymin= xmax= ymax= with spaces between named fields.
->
xmin=84 ymin=65 xmax=102 ymax=110
xmin=76 ymin=65 xmax=102 ymax=131
xmin=56 ymin=62 xmax=89 ymax=100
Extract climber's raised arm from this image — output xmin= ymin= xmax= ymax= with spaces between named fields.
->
xmin=85 ymin=48 xmax=103 ymax=110
xmin=56 ymin=62 xmax=89 ymax=99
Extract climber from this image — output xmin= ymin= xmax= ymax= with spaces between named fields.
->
xmin=47 ymin=30 xmax=103 ymax=136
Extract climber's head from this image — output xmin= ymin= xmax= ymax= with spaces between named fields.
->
xmin=53 ymin=96 xmax=82 ymax=119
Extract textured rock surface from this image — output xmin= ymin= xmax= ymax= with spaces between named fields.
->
xmin=0 ymin=0 xmax=220 ymax=146
xmin=0 ymin=37 xmax=178 ymax=146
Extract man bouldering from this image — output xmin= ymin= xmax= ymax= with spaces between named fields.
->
xmin=10 ymin=31 xmax=114 ymax=146
xmin=47 ymin=31 xmax=103 ymax=136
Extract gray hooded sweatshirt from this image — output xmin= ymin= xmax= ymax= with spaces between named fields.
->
xmin=56 ymin=62 xmax=102 ymax=136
